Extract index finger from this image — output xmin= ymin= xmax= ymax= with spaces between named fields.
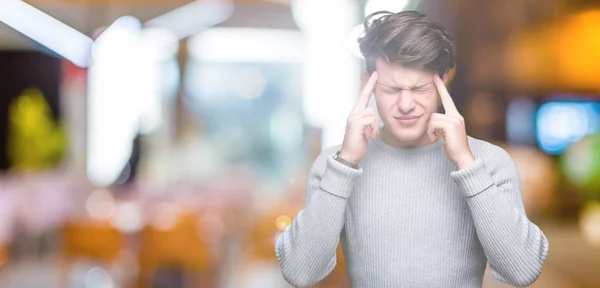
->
xmin=433 ymin=74 xmax=459 ymax=116
xmin=353 ymin=71 xmax=378 ymax=113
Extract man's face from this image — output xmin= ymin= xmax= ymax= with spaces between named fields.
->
xmin=373 ymin=58 xmax=440 ymax=146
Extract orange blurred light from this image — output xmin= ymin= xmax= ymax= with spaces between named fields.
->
xmin=275 ymin=215 xmax=292 ymax=231
xmin=507 ymin=9 xmax=600 ymax=92
xmin=554 ymin=10 xmax=600 ymax=90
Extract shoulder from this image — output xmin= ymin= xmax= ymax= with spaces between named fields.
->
xmin=466 ymin=136 xmax=518 ymax=175
xmin=467 ymin=136 xmax=511 ymax=161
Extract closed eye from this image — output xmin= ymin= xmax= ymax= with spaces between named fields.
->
xmin=379 ymin=87 xmax=397 ymax=94
xmin=412 ymin=84 xmax=433 ymax=93
xmin=413 ymin=88 xmax=431 ymax=94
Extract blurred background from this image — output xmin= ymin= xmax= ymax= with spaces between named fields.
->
xmin=0 ymin=0 xmax=599 ymax=287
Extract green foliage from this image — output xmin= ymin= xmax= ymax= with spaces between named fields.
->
xmin=7 ymin=88 xmax=67 ymax=171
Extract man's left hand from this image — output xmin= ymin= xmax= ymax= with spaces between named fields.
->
xmin=428 ymin=74 xmax=475 ymax=170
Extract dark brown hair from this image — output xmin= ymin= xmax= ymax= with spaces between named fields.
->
xmin=358 ymin=11 xmax=455 ymax=77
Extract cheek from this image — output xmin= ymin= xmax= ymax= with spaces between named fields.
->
xmin=416 ymin=93 xmax=438 ymax=112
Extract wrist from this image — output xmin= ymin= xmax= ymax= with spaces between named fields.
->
xmin=336 ymin=151 xmax=360 ymax=169
xmin=454 ymin=152 xmax=476 ymax=170
xmin=338 ymin=151 xmax=360 ymax=165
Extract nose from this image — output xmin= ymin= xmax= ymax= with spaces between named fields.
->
xmin=396 ymin=91 xmax=416 ymax=114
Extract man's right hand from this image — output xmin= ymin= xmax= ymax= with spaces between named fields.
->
xmin=339 ymin=72 xmax=380 ymax=165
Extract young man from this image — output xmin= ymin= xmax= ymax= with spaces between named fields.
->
xmin=275 ymin=10 xmax=549 ymax=288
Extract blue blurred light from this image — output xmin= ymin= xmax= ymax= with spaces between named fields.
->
xmin=536 ymin=101 xmax=600 ymax=155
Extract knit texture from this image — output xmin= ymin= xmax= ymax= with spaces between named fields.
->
xmin=276 ymin=136 xmax=548 ymax=288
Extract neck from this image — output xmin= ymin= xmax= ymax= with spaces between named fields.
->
xmin=380 ymin=125 xmax=438 ymax=148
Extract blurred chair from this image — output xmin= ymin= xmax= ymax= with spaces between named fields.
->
xmin=233 ymin=212 xmax=290 ymax=288
xmin=245 ymin=206 xmax=350 ymax=287
xmin=137 ymin=212 xmax=217 ymax=288
xmin=248 ymin=213 xmax=280 ymax=262
xmin=0 ymin=241 xmax=7 ymax=268
xmin=59 ymin=220 xmax=125 ymax=287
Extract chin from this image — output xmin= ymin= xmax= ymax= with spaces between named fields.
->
xmin=387 ymin=125 xmax=427 ymax=143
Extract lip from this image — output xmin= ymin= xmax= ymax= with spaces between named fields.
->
xmin=394 ymin=115 xmax=421 ymax=125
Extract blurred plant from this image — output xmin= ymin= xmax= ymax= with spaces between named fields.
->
xmin=7 ymin=88 xmax=67 ymax=171
xmin=560 ymin=133 xmax=600 ymax=201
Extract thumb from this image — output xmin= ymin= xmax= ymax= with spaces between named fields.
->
xmin=427 ymin=122 xmax=437 ymax=142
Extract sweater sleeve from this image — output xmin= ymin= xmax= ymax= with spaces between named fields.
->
xmin=450 ymin=142 xmax=549 ymax=287
xmin=275 ymin=147 xmax=362 ymax=288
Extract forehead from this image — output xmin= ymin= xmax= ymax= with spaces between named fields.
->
xmin=375 ymin=58 xmax=433 ymax=87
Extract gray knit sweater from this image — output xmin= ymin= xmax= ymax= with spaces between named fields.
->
xmin=276 ymin=136 xmax=548 ymax=288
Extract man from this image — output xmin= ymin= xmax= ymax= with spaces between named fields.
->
xmin=275 ymin=10 xmax=549 ymax=288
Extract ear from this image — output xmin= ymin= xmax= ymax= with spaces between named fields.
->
xmin=443 ymin=67 xmax=456 ymax=85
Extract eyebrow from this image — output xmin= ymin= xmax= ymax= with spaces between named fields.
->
xmin=378 ymin=81 xmax=433 ymax=90
xmin=410 ymin=82 xmax=433 ymax=90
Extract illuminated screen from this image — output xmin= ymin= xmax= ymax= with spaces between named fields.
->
xmin=536 ymin=98 xmax=600 ymax=155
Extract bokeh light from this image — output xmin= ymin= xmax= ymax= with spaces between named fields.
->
xmin=110 ymin=202 xmax=144 ymax=233
xmin=85 ymin=189 xmax=116 ymax=220
xmin=364 ymin=0 xmax=410 ymax=17
xmin=561 ymin=133 xmax=600 ymax=194
xmin=536 ymin=101 xmax=600 ymax=155
xmin=150 ymin=202 xmax=180 ymax=231
xmin=84 ymin=266 xmax=115 ymax=288
xmin=503 ymin=145 xmax=557 ymax=215
xmin=580 ymin=202 xmax=600 ymax=249
xmin=348 ymin=24 xmax=365 ymax=58
xmin=275 ymin=215 xmax=292 ymax=231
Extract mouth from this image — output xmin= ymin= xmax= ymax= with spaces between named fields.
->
xmin=393 ymin=115 xmax=422 ymax=125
